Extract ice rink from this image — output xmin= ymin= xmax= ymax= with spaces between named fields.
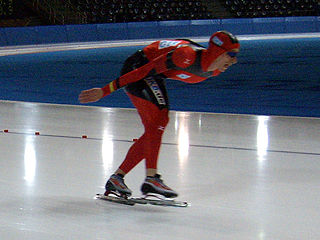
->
xmin=0 ymin=100 xmax=319 ymax=240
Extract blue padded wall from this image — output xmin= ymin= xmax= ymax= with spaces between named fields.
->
xmin=96 ymin=23 xmax=128 ymax=41
xmin=65 ymin=24 xmax=99 ymax=43
xmin=0 ymin=28 xmax=7 ymax=45
xmin=1 ymin=16 xmax=320 ymax=117
xmin=158 ymin=20 xmax=191 ymax=38
xmin=285 ymin=16 xmax=318 ymax=33
xmin=127 ymin=22 xmax=160 ymax=40
xmin=35 ymin=25 xmax=68 ymax=44
xmin=252 ymin=18 xmax=286 ymax=34
xmin=189 ymin=19 xmax=221 ymax=37
xmin=1 ymin=17 xmax=319 ymax=46
xmin=3 ymin=26 xmax=40 ymax=45
xmin=221 ymin=18 xmax=255 ymax=35
xmin=1 ymin=36 xmax=319 ymax=117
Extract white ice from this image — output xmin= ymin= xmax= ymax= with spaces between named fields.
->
xmin=0 ymin=100 xmax=319 ymax=240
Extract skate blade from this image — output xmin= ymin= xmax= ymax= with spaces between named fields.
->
xmin=96 ymin=193 xmax=135 ymax=206
xmin=132 ymin=194 xmax=189 ymax=207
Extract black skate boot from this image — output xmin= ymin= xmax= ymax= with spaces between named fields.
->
xmin=141 ymin=174 xmax=178 ymax=198
xmin=105 ymin=174 xmax=132 ymax=198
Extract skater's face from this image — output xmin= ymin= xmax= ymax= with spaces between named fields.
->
xmin=207 ymin=48 xmax=239 ymax=72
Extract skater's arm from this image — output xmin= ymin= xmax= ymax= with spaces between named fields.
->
xmin=100 ymin=46 xmax=198 ymax=96
xmin=101 ymin=60 xmax=159 ymax=97
xmin=78 ymin=59 xmax=159 ymax=103
xmin=79 ymin=47 xmax=197 ymax=103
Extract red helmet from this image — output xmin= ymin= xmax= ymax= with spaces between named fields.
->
xmin=202 ymin=31 xmax=240 ymax=72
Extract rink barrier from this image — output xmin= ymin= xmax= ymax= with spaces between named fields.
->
xmin=0 ymin=16 xmax=319 ymax=46
xmin=1 ymin=34 xmax=319 ymax=117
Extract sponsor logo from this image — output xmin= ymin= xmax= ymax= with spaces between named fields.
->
xmin=212 ymin=36 xmax=224 ymax=46
xmin=158 ymin=126 xmax=165 ymax=131
xmin=184 ymin=59 xmax=191 ymax=65
xmin=176 ymin=74 xmax=191 ymax=79
xmin=159 ymin=40 xmax=181 ymax=49
xmin=145 ymin=78 xmax=166 ymax=105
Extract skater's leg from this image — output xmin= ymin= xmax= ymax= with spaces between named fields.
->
xmin=117 ymin=93 xmax=169 ymax=175
xmin=116 ymin=133 xmax=147 ymax=174
xmin=118 ymin=94 xmax=177 ymax=198
xmin=105 ymin=50 xmax=164 ymax=195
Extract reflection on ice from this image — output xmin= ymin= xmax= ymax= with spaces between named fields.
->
xmin=257 ymin=116 xmax=269 ymax=162
xmin=24 ymin=136 xmax=37 ymax=186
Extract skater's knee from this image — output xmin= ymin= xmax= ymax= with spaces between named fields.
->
xmin=157 ymin=113 xmax=169 ymax=129
xmin=146 ymin=114 xmax=169 ymax=133
xmin=142 ymin=109 xmax=169 ymax=132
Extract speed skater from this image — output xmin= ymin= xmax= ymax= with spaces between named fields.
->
xmin=79 ymin=30 xmax=240 ymax=199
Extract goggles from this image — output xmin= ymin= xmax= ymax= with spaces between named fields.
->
xmin=226 ymin=51 xmax=238 ymax=58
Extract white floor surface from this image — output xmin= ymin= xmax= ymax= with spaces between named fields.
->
xmin=0 ymin=100 xmax=319 ymax=240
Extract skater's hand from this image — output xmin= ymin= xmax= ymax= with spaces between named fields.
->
xmin=79 ymin=88 xmax=103 ymax=103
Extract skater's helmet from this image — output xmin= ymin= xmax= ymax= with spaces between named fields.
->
xmin=202 ymin=31 xmax=240 ymax=72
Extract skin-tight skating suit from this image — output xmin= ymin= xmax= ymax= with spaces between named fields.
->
xmin=101 ymin=32 xmax=240 ymax=174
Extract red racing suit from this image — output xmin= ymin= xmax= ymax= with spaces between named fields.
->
xmin=102 ymin=39 xmax=222 ymax=174
xmin=102 ymin=39 xmax=221 ymax=104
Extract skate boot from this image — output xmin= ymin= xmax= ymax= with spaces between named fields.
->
xmin=104 ymin=174 xmax=132 ymax=198
xmin=141 ymin=174 xmax=178 ymax=198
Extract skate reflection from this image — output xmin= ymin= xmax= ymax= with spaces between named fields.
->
xmin=102 ymin=130 xmax=114 ymax=174
xmin=257 ymin=116 xmax=269 ymax=163
xmin=177 ymin=112 xmax=190 ymax=167
xmin=24 ymin=136 xmax=37 ymax=186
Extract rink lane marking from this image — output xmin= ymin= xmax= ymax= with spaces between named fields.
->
xmin=1 ymin=130 xmax=320 ymax=157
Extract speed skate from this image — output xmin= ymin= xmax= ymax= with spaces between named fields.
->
xmin=95 ymin=193 xmax=189 ymax=207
